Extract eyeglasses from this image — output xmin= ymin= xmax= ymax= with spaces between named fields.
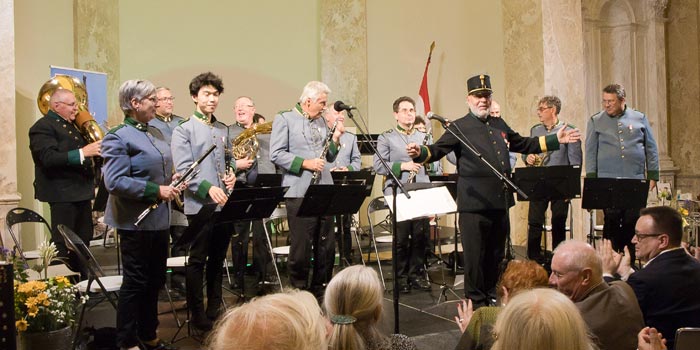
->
xmin=634 ymin=232 xmax=662 ymax=241
xmin=602 ymin=99 xmax=618 ymax=106
xmin=58 ymin=101 xmax=77 ymax=107
xmin=158 ymin=97 xmax=175 ymax=102
xmin=537 ymin=106 xmax=552 ymax=112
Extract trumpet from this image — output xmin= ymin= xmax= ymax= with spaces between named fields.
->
xmin=135 ymin=144 xmax=216 ymax=226
xmin=311 ymin=120 xmax=338 ymax=185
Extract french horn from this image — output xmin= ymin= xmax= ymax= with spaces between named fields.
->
xmin=231 ymin=121 xmax=273 ymax=160
xmin=37 ymin=74 xmax=105 ymax=145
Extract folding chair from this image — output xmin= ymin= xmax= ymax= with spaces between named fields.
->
xmin=263 ymin=206 xmax=288 ymax=292
xmin=56 ymin=224 xmax=122 ymax=349
xmin=675 ymin=327 xmax=700 ymax=350
xmin=365 ymin=197 xmax=393 ymax=289
xmin=5 ymin=207 xmax=52 ymax=264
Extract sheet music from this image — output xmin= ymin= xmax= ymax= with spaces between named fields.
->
xmin=385 ymin=186 xmax=457 ymax=222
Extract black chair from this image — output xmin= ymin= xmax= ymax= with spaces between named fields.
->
xmin=56 ymin=224 xmax=122 ymax=349
xmin=5 ymin=207 xmax=52 ymax=264
xmin=675 ymin=327 xmax=700 ymax=350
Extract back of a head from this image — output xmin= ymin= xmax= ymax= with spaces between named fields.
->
xmin=324 ymin=265 xmax=385 ymax=350
xmin=491 ymin=288 xmax=596 ymax=350
xmin=207 ymin=290 xmax=328 ymax=350
xmin=497 ymin=260 xmax=549 ymax=301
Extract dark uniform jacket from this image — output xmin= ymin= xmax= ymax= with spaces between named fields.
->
xmin=29 ymin=110 xmax=95 ymax=203
xmin=414 ymin=112 xmax=558 ymax=212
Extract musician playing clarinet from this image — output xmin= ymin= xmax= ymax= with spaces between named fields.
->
xmin=270 ymin=81 xmax=344 ymax=298
xmin=373 ymin=96 xmax=432 ymax=293
xmin=102 ymin=79 xmax=181 ymax=350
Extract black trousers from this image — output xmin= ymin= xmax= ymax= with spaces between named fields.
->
xmin=334 ymin=214 xmax=353 ymax=264
xmin=285 ymin=198 xmax=335 ymax=289
xmin=230 ymin=219 xmax=271 ymax=283
xmin=395 ymin=218 xmax=430 ymax=280
xmin=527 ymin=200 xmax=568 ymax=259
xmin=116 ymin=229 xmax=169 ymax=348
xmin=49 ymin=200 xmax=93 ymax=273
xmin=603 ymin=207 xmax=640 ymax=263
xmin=460 ymin=210 xmax=508 ymax=304
xmin=185 ymin=212 xmax=232 ymax=316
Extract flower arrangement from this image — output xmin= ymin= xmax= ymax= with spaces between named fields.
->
xmin=11 ymin=240 xmax=86 ymax=333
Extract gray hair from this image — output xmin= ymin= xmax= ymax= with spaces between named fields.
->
xmin=553 ymin=240 xmax=602 ymax=278
xmin=602 ymin=84 xmax=626 ymax=100
xmin=119 ymin=80 xmax=156 ymax=113
xmin=299 ymin=81 xmax=331 ymax=104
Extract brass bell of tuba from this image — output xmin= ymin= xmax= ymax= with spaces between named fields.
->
xmin=37 ymin=74 xmax=105 ymax=145
xmin=231 ymin=121 xmax=273 ymax=160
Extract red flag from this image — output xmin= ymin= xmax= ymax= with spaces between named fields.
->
xmin=417 ymin=41 xmax=436 ymax=116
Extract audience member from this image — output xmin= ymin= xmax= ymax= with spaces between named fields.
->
xmin=454 ymin=260 xmax=548 ymax=350
xmin=490 ymin=288 xmax=598 ymax=350
xmin=550 ymin=240 xmax=644 ymax=350
xmin=324 ymin=265 xmax=417 ymax=350
xmin=637 ymin=327 xmax=667 ymax=350
xmin=207 ymin=290 xmax=329 ymax=350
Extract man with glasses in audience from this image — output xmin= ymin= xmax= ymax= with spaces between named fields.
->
xmin=29 ymin=89 xmax=101 ymax=274
xmin=585 ymin=83 xmax=659 ymax=263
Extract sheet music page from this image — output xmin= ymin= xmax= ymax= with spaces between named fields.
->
xmin=385 ymin=186 xmax=457 ymax=222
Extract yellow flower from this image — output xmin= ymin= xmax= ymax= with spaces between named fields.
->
xmin=17 ymin=280 xmax=47 ymax=294
xmin=16 ymin=319 xmax=28 ymax=332
xmin=55 ymin=276 xmax=71 ymax=286
xmin=27 ymin=304 xmax=39 ymax=317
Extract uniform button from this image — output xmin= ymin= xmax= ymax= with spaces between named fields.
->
xmin=493 ymin=141 xmax=496 ymax=144
xmin=68 ymin=131 xmax=72 ymax=134
xmin=489 ymin=131 xmax=493 ymax=134
xmin=618 ymin=130 xmax=622 ymax=134
xmin=74 ymin=137 xmax=79 ymax=140
xmin=618 ymin=122 xmax=622 ymax=126
xmin=621 ymin=155 xmax=625 ymax=158
xmin=497 ymin=151 xmax=501 ymax=154
xmin=501 ymin=161 xmax=505 ymax=165
xmin=620 ymin=139 xmax=624 ymax=142
xmin=621 ymin=146 xmax=625 ymax=150
xmin=63 ymin=125 xmax=67 ymax=128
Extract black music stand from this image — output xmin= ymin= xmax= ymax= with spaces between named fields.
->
xmin=298 ymin=184 xmax=367 ymax=218
xmin=331 ymin=171 xmax=376 ymax=266
xmin=513 ymin=165 xmax=581 ymax=266
xmin=217 ymin=186 xmax=289 ymax=299
xmin=582 ymin=178 xmax=649 ymax=245
xmin=252 ymin=174 xmax=283 ymax=187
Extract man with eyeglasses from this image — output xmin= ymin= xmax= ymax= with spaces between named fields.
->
xmin=407 ymin=74 xmax=581 ymax=308
xmin=601 ymin=206 xmax=700 ymax=350
xmin=524 ymin=96 xmax=582 ymax=263
xmin=270 ymin=81 xmax=344 ymax=297
xmin=585 ymin=84 xmax=659 ymax=264
xmin=374 ymin=96 xmax=432 ymax=293
xmin=549 ymin=240 xmax=644 ymax=350
xmin=228 ymin=96 xmax=276 ymax=293
xmin=29 ymin=88 xmax=101 ymax=274
xmin=149 ymin=86 xmax=188 ymax=295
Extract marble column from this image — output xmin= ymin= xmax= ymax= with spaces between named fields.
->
xmin=74 ymin=0 xmax=121 ymax=127
xmin=0 ymin=0 xmax=21 ymax=248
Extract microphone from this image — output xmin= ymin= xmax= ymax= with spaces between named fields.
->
xmin=333 ymin=100 xmax=357 ymax=112
xmin=426 ymin=111 xmax=450 ymax=125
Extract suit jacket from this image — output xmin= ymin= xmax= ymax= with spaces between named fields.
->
xmin=414 ymin=112 xmax=559 ymax=212
xmin=29 ymin=110 xmax=95 ymax=203
xmin=626 ymin=248 xmax=700 ymax=350
xmin=576 ymin=281 xmax=644 ymax=350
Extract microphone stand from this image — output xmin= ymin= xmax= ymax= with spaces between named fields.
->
xmin=433 ymin=118 xmax=526 ymax=279
xmin=346 ymin=109 xmax=407 ymax=334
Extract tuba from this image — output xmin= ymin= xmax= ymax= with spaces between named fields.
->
xmin=231 ymin=121 xmax=273 ymax=160
xmin=37 ymin=75 xmax=105 ymax=145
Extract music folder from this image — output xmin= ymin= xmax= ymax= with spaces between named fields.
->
xmin=384 ymin=182 xmax=457 ymax=222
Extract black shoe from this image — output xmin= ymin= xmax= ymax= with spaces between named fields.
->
xmin=399 ymin=280 xmax=411 ymax=294
xmin=206 ymin=305 xmax=224 ymax=321
xmin=191 ymin=311 xmax=213 ymax=331
xmin=142 ymin=339 xmax=178 ymax=350
xmin=409 ymin=277 xmax=431 ymax=291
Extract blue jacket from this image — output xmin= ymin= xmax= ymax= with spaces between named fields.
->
xmin=102 ymin=117 xmax=172 ymax=230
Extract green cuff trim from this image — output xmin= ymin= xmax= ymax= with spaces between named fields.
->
xmin=419 ymin=146 xmax=431 ymax=165
xmin=329 ymin=140 xmax=339 ymax=155
xmin=196 ymin=180 xmax=213 ymax=200
xmin=544 ymin=134 xmax=560 ymax=152
xmin=144 ymin=181 xmax=160 ymax=202
xmin=67 ymin=149 xmax=81 ymax=165
xmin=586 ymin=172 xmax=598 ymax=178
xmin=347 ymin=165 xmax=355 ymax=171
xmin=289 ymin=156 xmax=304 ymax=175
xmin=647 ymin=170 xmax=659 ymax=181
xmin=391 ymin=162 xmax=402 ymax=177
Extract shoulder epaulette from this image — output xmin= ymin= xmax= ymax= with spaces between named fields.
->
xmin=589 ymin=111 xmax=603 ymax=120
xmin=277 ymin=108 xmax=292 ymax=115
xmin=565 ymin=122 xmax=577 ymax=129
xmin=530 ymin=123 xmax=542 ymax=131
xmin=178 ymin=118 xmax=190 ymax=126
xmin=384 ymin=128 xmax=394 ymax=134
xmin=107 ymin=123 xmax=126 ymax=134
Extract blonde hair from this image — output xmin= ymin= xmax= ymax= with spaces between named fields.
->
xmin=491 ymin=288 xmax=597 ymax=350
xmin=323 ymin=265 xmax=386 ymax=350
xmin=207 ymin=290 xmax=328 ymax=350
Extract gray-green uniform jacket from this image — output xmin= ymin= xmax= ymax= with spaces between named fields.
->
xmin=374 ymin=126 xmax=429 ymax=195
xmin=523 ymin=120 xmax=582 ymax=166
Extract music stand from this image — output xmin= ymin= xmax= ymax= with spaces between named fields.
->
xmin=513 ymin=165 xmax=581 ymax=266
xmin=217 ymin=186 xmax=289 ymax=299
xmin=582 ymin=178 xmax=649 ymax=245
xmin=252 ymin=174 xmax=283 ymax=187
xmin=331 ymin=171 xmax=376 ymax=266
xmin=297 ymin=184 xmax=367 ymax=218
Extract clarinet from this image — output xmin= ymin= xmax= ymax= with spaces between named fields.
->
xmin=311 ymin=120 xmax=338 ymax=185
xmin=407 ymin=130 xmax=430 ymax=183
xmin=135 ymin=144 xmax=216 ymax=226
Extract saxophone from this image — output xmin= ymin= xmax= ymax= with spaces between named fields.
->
xmin=407 ymin=130 xmax=430 ymax=183
xmin=311 ymin=120 xmax=338 ymax=185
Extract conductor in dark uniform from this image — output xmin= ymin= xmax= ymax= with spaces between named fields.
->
xmin=29 ymin=88 xmax=101 ymax=271
xmin=407 ymin=75 xmax=580 ymax=307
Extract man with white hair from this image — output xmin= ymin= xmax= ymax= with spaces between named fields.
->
xmin=549 ymin=240 xmax=644 ymax=350
xmin=270 ymin=81 xmax=344 ymax=296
